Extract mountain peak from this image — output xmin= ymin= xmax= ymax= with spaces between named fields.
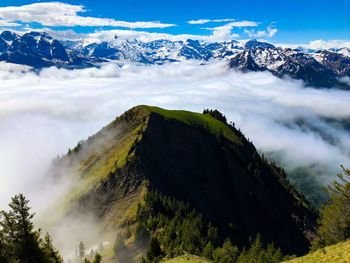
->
xmin=0 ymin=30 xmax=18 ymax=42
xmin=52 ymin=105 xmax=315 ymax=256
xmin=244 ymin=39 xmax=275 ymax=49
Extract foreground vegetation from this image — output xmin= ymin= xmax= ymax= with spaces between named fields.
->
xmin=126 ymin=191 xmax=288 ymax=263
xmin=0 ymin=194 xmax=102 ymax=263
xmin=284 ymin=166 xmax=350 ymax=263
xmin=311 ymin=166 xmax=350 ymax=249
xmin=0 ymin=194 xmax=63 ymax=263
xmin=285 ymin=240 xmax=350 ymax=263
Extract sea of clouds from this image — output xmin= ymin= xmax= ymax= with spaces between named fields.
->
xmin=0 ymin=61 xmax=350 ymax=212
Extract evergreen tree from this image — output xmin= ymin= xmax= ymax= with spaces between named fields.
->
xmin=0 ymin=194 xmax=63 ymax=263
xmin=312 ymin=166 xmax=350 ymax=249
xmin=213 ymin=239 xmax=239 ymax=263
xmin=0 ymin=225 xmax=10 ymax=263
xmin=236 ymin=235 xmax=285 ymax=263
xmin=202 ymin=242 xmax=214 ymax=260
xmin=0 ymin=194 xmax=45 ymax=263
xmin=203 ymin=109 xmax=227 ymax=124
xmin=41 ymin=232 xmax=63 ymax=263
xmin=146 ymin=237 xmax=163 ymax=261
xmin=92 ymin=253 xmax=102 ymax=263
xmin=79 ymin=241 xmax=86 ymax=260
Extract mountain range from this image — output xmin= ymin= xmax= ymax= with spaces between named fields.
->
xmin=0 ymin=30 xmax=349 ymax=88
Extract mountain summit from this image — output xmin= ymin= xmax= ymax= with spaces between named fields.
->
xmin=52 ymin=106 xmax=315 ymax=258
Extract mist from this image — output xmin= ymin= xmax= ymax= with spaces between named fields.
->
xmin=1 ymin=60 xmax=350 ymax=213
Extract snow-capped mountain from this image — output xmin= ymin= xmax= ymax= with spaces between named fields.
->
xmin=229 ymin=40 xmax=350 ymax=88
xmin=70 ymin=37 xmax=243 ymax=63
xmin=0 ymin=30 xmax=349 ymax=88
xmin=0 ymin=31 xmax=68 ymax=67
xmin=0 ymin=31 xmax=99 ymax=67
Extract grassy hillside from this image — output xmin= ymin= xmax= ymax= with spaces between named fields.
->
xmin=49 ymin=105 xmax=315 ymax=261
xmin=284 ymin=240 xmax=350 ymax=263
xmin=142 ymin=105 xmax=241 ymax=144
xmin=163 ymin=255 xmax=211 ymax=263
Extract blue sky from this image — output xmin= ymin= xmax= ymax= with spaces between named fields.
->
xmin=0 ymin=0 xmax=349 ymax=44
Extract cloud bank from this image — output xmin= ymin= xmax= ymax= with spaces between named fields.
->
xmin=0 ymin=2 xmax=175 ymax=29
xmin=0 ymin=61 xmax=349 ymax=213
xmin=278 ymin=39 xmax=350 ymax=50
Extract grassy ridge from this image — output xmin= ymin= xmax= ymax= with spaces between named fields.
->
xmin=284 ymin=240 xmax=350 ymax=263
xmin=142 ymin=106 xmax=241 ymax=145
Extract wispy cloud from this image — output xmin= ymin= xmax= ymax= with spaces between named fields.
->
xmin=187 ymin=18 xmax=235 ymax=25
xmin=0 ymin=2 xmax=175 ymax=29
xmin=244 ymin=26 xmax=278 ymax=38
xmin=277 ymin=39 xmax=350 ymax=50
xmin=0 ymin=19 xmax=21 ymax=27
xmin=204 ymin=21 xmax=258 ymax=41
xmin=19 ymin=20 xmax=261 ymax=43
xmin=34 ymin=28 xmax=236 ymax=43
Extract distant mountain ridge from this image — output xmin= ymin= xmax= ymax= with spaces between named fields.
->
xmin=0 ymin=30 xmax=349 ymax=88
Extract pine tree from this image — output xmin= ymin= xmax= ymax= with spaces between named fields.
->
xmin=92 ymin=253 xmax=102 ymax=263
xmin=0 ymin=225 xmax=10 ymax=263
xmin=312 ymin=166 xmax=350 ymax=249
xmin=202 ymin=242 xmax=214 ymax=260
xmin=0 ymin=194 xmax=45 ymax=263
xmin=213 ymin=239 xmax=239 ymax=263
xmin=146 ymin=237 xmax=162 ymax=261
xmin=41 ymin=232 xmax=63 ymax=263
xmin=79 ymin=241 xmax=86 ymax=260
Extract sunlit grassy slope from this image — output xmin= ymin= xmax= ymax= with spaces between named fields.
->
xmin=284 ymin=240 xmax=350 ymax=263
xmin=163 ymin=255 xmax=211 ymax=263
xmin=142 ymin=105 xmax=241 ymax=144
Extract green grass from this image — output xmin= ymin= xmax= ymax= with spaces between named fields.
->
xmin=162 ymin=255 xmax=211 ymax=263
xmin=142 ymin=106 xmax=241 ymax=145
xmin=284 ymin=240 xmax=350 ymax=263
xmin=68 ymin=124 xmax=144 ymax=201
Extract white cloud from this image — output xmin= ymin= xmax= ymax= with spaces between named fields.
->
xmin=29 ymin=20 xmax=258 ymax=43
xmin=0 ymin=61 xmax=350 ymax=214
xmin=187 ymin=18 xmax=235 ymax=25
xmin=244 ymin=26 xmax=278 ymax=38
xmin=0 ymin=2 xmax=175 ymax=29
xmin=277 ymin=39 xmax=350 ymax=50
xmin=340 ymin=77 xmax=350 ymax=85
xmin=203 ymin=21 xmax=258 ymax=41
xmin=0 ymin=19 xmax=21 ymax=27
xmin=85 ymin=29 xmax=210 ymax=43
xmin=41 ymin=27 xmax=239 ymax=43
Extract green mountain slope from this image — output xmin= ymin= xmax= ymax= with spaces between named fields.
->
xmin=284 ymin=240 xmax=350 ymax=263
xmin=51 ymin=105 xmax=316 ymax=258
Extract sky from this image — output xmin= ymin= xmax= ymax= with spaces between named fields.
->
xmin=0 ymin=0 xmax=349 ymax=44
